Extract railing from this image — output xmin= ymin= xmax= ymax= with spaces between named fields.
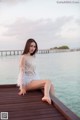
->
xmin=0 ymin=49 xmax=80 ymax=56
xmin=0 ymin=49 xmax=49 ymax=56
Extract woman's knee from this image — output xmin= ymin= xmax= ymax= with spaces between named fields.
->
xmin=46 ymin=79 xmax=52 ymax=85
xmin=51 ymin=83 xmax=54 ymax=89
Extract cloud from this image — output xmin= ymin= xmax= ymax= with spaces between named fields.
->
xmin=1 ymin=16 xmax=80 ymax=49
xmin=57 ymin=18 xmax=80 ymax=39
xmin=0 ymin=0 xmax=27 ymax=5
xmin=75 ymin=18 xmax=80 ymax=25
xmin=3 ymin=16 xmax=73 ymax=39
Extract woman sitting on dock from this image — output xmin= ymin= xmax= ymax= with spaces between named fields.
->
xmin=17 ymin=38 xmax=55 ymax=104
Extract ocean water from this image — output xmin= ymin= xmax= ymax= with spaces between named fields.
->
xmin=0 ymin=51 xmax=80 ymax=117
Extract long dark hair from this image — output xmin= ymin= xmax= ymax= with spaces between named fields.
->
xmin=22 ymin=38 xmax=38 ymax=55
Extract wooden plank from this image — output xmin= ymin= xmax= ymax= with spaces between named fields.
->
xmin=0 ymin=84 xmax=79 ymax=120
xmin=0 ymin=84 xmax=66 ymax=120
xmin=0 ymin=84 xmax=16 ymax=88
xmin=50 ymin=94 xmax=80 ymax=120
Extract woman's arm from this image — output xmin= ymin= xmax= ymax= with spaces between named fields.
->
xmin=19 ymin=55 xmax=25 ymax=88
xmin=19 ymin=55 xmax=25 ymax=75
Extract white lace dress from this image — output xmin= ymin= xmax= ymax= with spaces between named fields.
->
xmin=17 ymin=56 xmax=40 ymax=87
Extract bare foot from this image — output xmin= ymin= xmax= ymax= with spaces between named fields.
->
xmin=42 ymin=96 xmax=51 ymax=104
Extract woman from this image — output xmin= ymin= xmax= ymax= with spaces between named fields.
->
xmin=17 ymin=38 xmax=55 ymax=104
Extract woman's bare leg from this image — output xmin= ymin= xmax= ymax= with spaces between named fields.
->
xmin=40 ymin=83 xmax=55 ymax=103
xmin=49 ymin=83 xmax=55 ymax=96
xmin=42 ymin=80 xmax=51 ymax=104
xmin=25 ymin=80 xmax=52 ymax=104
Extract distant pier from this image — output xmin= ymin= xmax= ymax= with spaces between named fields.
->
xmin=0 ymin=49 xmax=49 ymax=56
xmin=0 ymin=48 xmax=80 ymax=56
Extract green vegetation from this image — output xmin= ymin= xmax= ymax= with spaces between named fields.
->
xmin=50 ymin=45 xmax=69 ymax=50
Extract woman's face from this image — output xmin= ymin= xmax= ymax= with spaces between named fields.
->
xmin=29 ymin=42 xmax=36 ymax=54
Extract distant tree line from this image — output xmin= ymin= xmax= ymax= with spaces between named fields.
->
xmin=50 ymin=45 xmax=69 ymax=50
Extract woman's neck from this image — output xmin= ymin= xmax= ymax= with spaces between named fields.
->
xmin=25 ymin=53 xmax=35 ymax=58
xmin=26 ymin=53 xmax=31 ymax=56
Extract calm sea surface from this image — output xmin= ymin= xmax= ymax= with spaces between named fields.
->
xmin=0 ymin=51 xmax=80 ymax=117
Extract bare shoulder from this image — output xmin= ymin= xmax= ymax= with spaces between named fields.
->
xmin=20 ymin=55 xmax=27 ymax=62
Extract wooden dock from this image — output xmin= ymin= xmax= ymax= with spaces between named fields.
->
xmin=0 ymin=84 xmax=80 ymax=120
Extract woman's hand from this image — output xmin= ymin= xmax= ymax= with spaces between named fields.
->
xmin=18 ymin=88 xmax=26 ymax=95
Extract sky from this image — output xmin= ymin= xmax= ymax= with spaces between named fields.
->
xmin=0 ymin=0 xmax=80 ymax=50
